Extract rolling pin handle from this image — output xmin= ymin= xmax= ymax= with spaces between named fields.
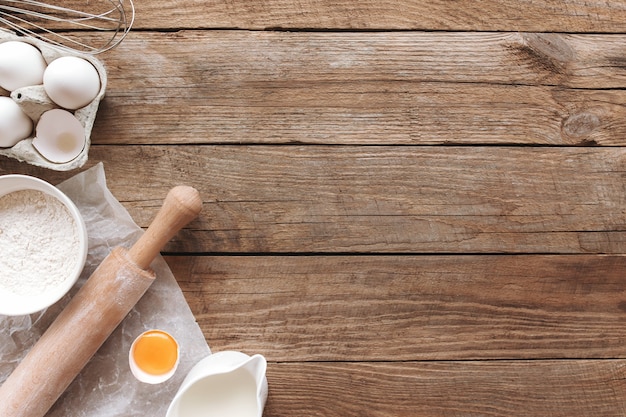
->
xmin=127 ymin=186 xmax=202 ymax=270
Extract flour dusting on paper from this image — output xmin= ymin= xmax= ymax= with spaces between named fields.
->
xmin=0 ymin=163 xmax=210 ymax=416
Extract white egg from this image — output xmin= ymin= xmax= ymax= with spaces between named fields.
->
xmin=43 ymin=56 xmax=101 ymax=110
xmin=0 ymin=41 xmax=47 ymax=91
xmin=32 ymin=109 xmax=85 ymax=163
xmin=0 ymin=97 xmax=33 ymax=147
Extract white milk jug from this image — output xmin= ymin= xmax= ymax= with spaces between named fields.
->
xmin=166 ymin=351 xmax=268 ymax=417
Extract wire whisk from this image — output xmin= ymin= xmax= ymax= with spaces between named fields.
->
xmin=0 ymin=0 xmax=134 ymax=54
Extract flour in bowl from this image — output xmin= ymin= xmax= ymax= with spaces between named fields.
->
xmin=0 ymin=189 xmax=80 ymax=296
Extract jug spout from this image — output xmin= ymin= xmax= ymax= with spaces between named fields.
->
xmin=166 ymin=351 xmax=268 ymax=417
xmin=243 ymin=354 xmax=268 ymax=411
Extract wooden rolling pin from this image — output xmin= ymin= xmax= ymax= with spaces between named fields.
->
xmin=0 ymin=185 xmax=202 ymax=417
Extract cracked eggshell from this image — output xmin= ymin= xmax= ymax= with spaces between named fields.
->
xmin=33 ymin=109 xmax=86 ymax=164
xmin=0 ymin=29 xmax=107 ymax=171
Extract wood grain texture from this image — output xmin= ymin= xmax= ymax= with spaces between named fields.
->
xmin=6 ymin=145 xmax=621 ymax=254
xmin=167 ymin=254 xmax=626 ymax=361
xmin=263 ymin=360 xmax=626 ymax=416
xmin=2 ymin=0 xmax=625 ymax=414
xmin=124 ymin=0 xmax=626 ymax=32
xmin=3 ymin=145 xmax=625 ymax=254
xmin=26 ymin=0 xmax=626 ymax=32
xmin=91 ymin=31 xmax=626 ymax=145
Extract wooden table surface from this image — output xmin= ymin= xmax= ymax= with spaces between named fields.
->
xmin=3 ymin=1 xmax=626 ymax=415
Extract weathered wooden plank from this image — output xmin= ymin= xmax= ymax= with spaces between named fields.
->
xmin=263 ymin=360 xmax=626 ymax=416
xmin=55 ymin=31 xmax=626 ymax=90
xmin=10 ymin=0 xmax=623 ymax=32
xmin=167 ymin=254 xmax=626 ymax=361
xmin=95 ymin=81 xmax=626 ymax=146
xmin=92 ymin=31 xmax=626 ymax=145
xmin=127 ymin=0 xmax=626 ymax=32
xmin=171 ymin=254 xmax=626 ymax=359
xmin=3 ymin=145 xmax=626 ymax=254
xmin=84 ymin=145 xmax=626 ymax=254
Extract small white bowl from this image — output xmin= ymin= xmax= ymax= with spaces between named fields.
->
xmin=0 ymin=174 xmax=88 ymax=315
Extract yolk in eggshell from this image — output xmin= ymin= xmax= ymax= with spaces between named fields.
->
xmin=131 ymin=330 xmax=179 ymax=376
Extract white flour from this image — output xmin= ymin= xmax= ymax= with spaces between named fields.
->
xmin=0 ymin=189 xmax=80 ymax=296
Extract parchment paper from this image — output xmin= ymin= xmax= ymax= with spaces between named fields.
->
xmin=0 ymin=163 xmax=211 ymax=416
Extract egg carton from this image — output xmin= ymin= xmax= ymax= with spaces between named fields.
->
xmin=0 ymin=29 xmax=106 ymax=171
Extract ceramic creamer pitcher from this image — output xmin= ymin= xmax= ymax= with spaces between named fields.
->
xmin=166 ymin=351 xmax=268 ymax=417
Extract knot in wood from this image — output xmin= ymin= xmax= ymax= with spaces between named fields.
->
xmin=561 ymin=112 xmax=601 ymax=143
xmin=517 ymin=33 xmax=575 ymax=76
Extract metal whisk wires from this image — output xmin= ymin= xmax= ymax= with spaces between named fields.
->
xmin=0 ymin=0 xmax=134 ymax=54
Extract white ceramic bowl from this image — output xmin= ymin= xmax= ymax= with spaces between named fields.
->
xmin=0 ymin=174 xmax=88 ymax=315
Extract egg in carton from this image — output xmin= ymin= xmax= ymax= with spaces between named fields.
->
xmin=0 ymin=29 xmax=106 ymax=171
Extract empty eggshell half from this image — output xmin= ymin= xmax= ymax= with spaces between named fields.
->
xmin=33 ymin=109 xmax=85 ymax=163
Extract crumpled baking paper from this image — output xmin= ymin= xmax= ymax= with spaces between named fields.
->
xmin=0 ymin=163 xmax=211 ymax=416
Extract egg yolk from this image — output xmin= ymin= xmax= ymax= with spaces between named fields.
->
xmin=131 ymin=330 xmax=178 ymax=376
